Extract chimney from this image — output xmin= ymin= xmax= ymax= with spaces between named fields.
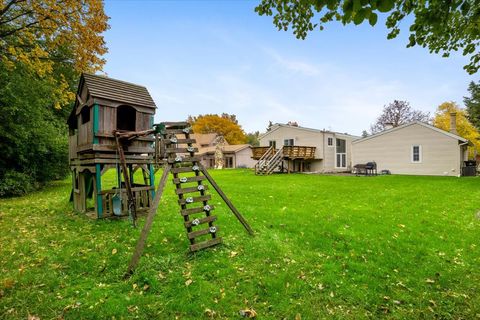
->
xmin=385 ymin=123 xmax=394 ymax=130
xmin=450 ymin=112 xmax=458 ymax=135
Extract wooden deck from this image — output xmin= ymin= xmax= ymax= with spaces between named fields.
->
xmin=252 ymin=146 xmax=316 ymax=160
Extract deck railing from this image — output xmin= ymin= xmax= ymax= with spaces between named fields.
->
xmin=252 ymin=146 xmax=316 ymax=160
xmin=252 ymin=146 xmax=276 ymax=159
xmin=282 ymin=146 xmax=316 ymax=159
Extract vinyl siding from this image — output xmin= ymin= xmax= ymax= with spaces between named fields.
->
xmin=352 ymin=123 xmax=463 ymax=176
xmin=235 ymin=148 xmax=256 ymax=168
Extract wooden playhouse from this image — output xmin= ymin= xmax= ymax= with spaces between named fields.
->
xmin=67 ymin=73 xmax=157 ymax=218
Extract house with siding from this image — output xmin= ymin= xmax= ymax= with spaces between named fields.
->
xmin=352 ymin=117 xmax=470 ymax=176
xmin=190 ymin=133 xmax=255 ymax=169
xmin=197 ymin=144 xmax=255 ymax=169
xmin=254 ymin=123 xmax=358 ymax=173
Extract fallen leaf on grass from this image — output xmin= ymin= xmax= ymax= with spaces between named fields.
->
xmin=185 ymin=279 xmax=193 ymax=286
xmin=28 ymin=315 xmax=40 ymax=320
xmin=204 ymin=308 xmax=216 ymax=317
xmin=111 ymin=248 xmax=117 ymax=255
xmin=229 ymin=251 xmax=238 ymax=258
xmin=425 ymin=278 xmax=435 ymax=284
xmin=127 ymin=305 xmax=138 ymax=313
xmin=2 ymin=279 xmax=15 ymax=289
xmin=295 ymin=313 xmax=301 ymax=320
xmin=239 ymin=308 xmax=257 ymax=318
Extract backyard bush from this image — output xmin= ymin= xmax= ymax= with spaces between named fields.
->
xmin=0 ymin=170 xmax=479 ymax=319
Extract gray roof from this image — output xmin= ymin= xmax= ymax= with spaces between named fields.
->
xmin=81 ymin=73 xmax=156 ymax=109
xmin=259 ymin=123 xmax=359 ymax=140
xmin=352 ymin=121 xmax=469 ymax=144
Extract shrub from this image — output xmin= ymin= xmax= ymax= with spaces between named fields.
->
xmin=0 ymin=171 xmax=35 ymax=197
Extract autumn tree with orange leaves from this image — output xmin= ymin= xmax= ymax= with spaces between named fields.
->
xmin=0 ymin=0 xmax=109 ymax=107
xmin=433 ymin=102 xmax=479 ymax=158
xmin=0 ymin=0 xmax=109 ymax=195
xmin=188 ymin=114 xmax=248 ymax=145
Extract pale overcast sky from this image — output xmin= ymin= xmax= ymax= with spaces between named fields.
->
xmin=102 ymin=1 xmax=477 ymax=136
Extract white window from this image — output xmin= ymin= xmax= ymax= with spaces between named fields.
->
xmin=335 ymin=138 xmax=347 ymax=168
xmin=412 ymin=145 xmax=422 ymax=163
xmin=284 ymin=138 xmax=294 ymax=146
xmin=327 ymin=137 xmax=333 ymax=146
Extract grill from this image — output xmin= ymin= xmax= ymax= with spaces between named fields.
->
xmin=354 ymin=161 xmax=377 ymax=176
xmin=365 ymin=162 xmax=377 ymax=176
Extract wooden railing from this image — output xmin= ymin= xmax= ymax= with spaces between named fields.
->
xmin=100 ymin=186 xmax=153 ymax=217
xmin=252 ymin=146 xmax=316 ymax=160
xmin=282 ymin=146 xmax=316 ymax=159
xmin=254 ymin=146 xmax=284 ymax=175
xmin=252 ymin=146 xmax=276 ymax=160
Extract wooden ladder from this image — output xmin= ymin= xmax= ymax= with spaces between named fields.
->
xmin=124 ymin=121 xmax=254 ymax=277
xmin=161 ymin=122 xmax=222 ymax=251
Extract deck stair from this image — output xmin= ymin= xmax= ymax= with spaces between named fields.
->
xmin=255 ymin=146 xmax=284 ymax=175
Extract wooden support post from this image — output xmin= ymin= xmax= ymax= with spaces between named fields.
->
xmin=149 ymin=163 xmax=155 ymax=198
xmin=95 ymin=164 xmax=103 ymax=218
xmin=125 ymin=164 xmax=171 ymax=278
xmin=128 ymin=164 xmax=134 ymax=185
xmin=199 ymin=166 xmax=254 ymax=236
xmin=116 ymin=134 xmax=137 ymax=227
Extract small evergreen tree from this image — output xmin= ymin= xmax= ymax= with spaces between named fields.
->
xmin=464 ymin=81 xmax=480 ymax=130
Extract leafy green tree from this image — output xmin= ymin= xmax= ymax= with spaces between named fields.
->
xmin=0 ymin=0 xmax=109 ymax=196
xmin=464 ymin=81 xmax=480 ymax=130
xmin=0 ymin=62 xmax=69 ymax=196
xmin=361 ymin=130 xmax=369 ymax=138
xmin=188 ymin=114 xmax=248 ymax=144
xmin=255 ymin=0 xmax=480 ymax=74
xmin=246 ymin=131 xmax=260 ymax=146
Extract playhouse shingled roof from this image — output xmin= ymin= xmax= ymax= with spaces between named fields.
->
xmin=78 ymin=73 xmax=156 ymax=109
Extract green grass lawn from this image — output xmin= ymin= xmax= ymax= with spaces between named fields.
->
xmin=1 ymin=170 xmax=479 ymax=319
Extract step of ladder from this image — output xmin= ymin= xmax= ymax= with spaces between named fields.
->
xmin=160 ymin=122 xmax=222 ymax=252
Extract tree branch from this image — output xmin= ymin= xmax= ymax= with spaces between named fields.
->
xmin=0 ymin=0 xmax=25 ymax=18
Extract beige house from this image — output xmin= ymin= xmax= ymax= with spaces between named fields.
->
xmin=197 ymin=144 xmax=256 ymax=169
xmin=352 ymin=121 xmax=470 ymax=176
xmin=190 ymin=133 xmax=255 ymax=169
xmin=256 ymin=123 xmax=358 ymax=173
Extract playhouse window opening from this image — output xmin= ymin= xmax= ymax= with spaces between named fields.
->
xmin=117 ymin=105 xmax=136 ymax=131
xmin=81 ymin=106 xmax=90 ymax=124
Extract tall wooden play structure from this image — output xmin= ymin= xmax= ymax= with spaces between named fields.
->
xmin=68 ymin=74 xmax=253 ymax=275
xmin=68 ymin=73 xmax=156 ymax=218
